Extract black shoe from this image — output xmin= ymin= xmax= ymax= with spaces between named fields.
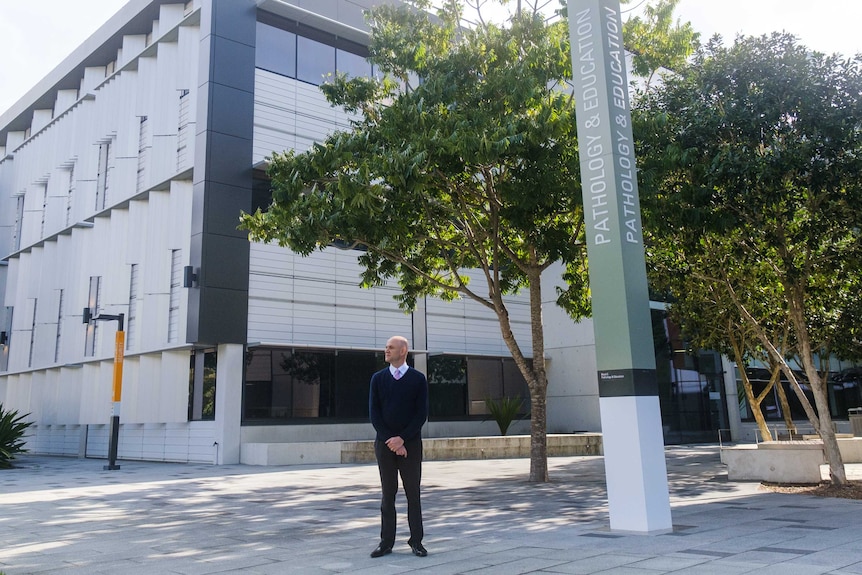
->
xmin=409 ymin=542 xmax=428 ymax=557
xmin=370 ymin=542 xmax=393 ymax=558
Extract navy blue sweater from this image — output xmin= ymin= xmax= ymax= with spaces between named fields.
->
xmin=369 ymin=367 xmax=428 ymax=442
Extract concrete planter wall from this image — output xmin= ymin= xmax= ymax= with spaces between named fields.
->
xmin=721 ymin=437 xmax=862 ymax=483
xmin=241 ymin=433 xmax=603 ymax=466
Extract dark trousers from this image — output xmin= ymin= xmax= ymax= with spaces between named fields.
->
xmin=374 ymin=437 xmax=423 ymax=546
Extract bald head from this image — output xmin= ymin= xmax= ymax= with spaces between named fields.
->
xmin=384 ymin=336 xmax=409 ymax=368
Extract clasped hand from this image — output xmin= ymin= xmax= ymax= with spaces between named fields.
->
xmin=385 ymin=436 xmax=407 ymax=457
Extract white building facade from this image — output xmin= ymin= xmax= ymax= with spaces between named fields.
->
xmin=0 ymin=0 xmax=741 ymax=465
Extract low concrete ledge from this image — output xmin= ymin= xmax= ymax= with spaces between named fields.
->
xmin=721 ymin=437 xmax=862 ymax=483
xmin=242 ymin=433 xmax=603 ymax=466
xmin=240 ymin=441 xmax=344 ymax=466
xmin=722 ymin=441 xmax=823 ymax=483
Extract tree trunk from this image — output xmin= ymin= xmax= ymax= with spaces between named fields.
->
xmin=731 ymin=337 xmax=772 ymax=441
xmin=809 ymin=374 xmax=846 ymax=484
xmin=527 ymin=268 xmax=548 ymax=482
xmin=489 ymin=266 xmax=548 ymax=483
xmin=741 ymin=371 xmax=773 ymax=441
xmin=529 ymin=386 xmax=548 ymax=482
xmin=772 ymin=364 xmax=797 ymax=435
xmin=787 ymin=287 xmax=846 ymax=484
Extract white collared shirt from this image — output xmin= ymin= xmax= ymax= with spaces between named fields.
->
xmin=389 ymin=364 xmax=407 ymax=379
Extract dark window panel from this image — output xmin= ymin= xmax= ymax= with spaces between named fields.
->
xmin=256 ymin=22 xmax=296 ymax=78
xmin=297 ymin=36 xmax=335 ymax=85
xmin=336 ymin=48 xmax=371 ymax=79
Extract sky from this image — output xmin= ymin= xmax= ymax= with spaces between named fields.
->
xmin=2 ymin=0 xmax=862 ymax=117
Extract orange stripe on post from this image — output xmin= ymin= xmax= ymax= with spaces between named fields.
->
xmin=112 ymin=331 xmax=125 ymax=403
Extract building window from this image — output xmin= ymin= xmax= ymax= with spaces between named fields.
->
xmin=296 ymin=35 xmax=335 ymax=85
xmin=465 ymin=357 xmax=530 ymax=416
xmin=84 ymin=276 xmax=101 ymax=357
xmin=243 ymin=348 xmax=385 ymax=421
xmin=27 ymin=298 xmax=38 ymax=368
xmin=2 ymin=307 xmax=13 ymax=372
xmin=127 ymin=264 xmax=138 ymax=350
xmin=168 ymin=250 xmax=181 ymax=343
xmin=652 ymin=309 xmax=729 ymax=443
xmin=95 ymin=140 xmax=112 ymax=210
xmin=256 ymin=22 xmax=296 ymax=78
xmin=136 ymin=116 xmax=149 ymax=192
xmin=65 ymin=165 xmax=75 ymax=226
xmin=336 ymin=46 xmax=371 ymax=79
xmin=54 ymin=289 xmax=64 ymax=363
xmin=738 ymin=367 xmax=862 ymax=423
xmin=189 ymin=348 xmax=217 ymax=420
xmin=255 ymin=17 xmax=370 ymax=86
xmin=177 ymin=90 xmax=192 ymax=171
xmin=241 ymin=347 xmax=530 ymax=423
xmin=39 ymin=184 xmax=48 ymax=238
xmin=428 ymin=355 xmax=467 ymax=417
xmin=12 ymin=195 xmax=24 ymax=251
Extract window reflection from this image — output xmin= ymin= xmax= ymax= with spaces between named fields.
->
xmin=256 ymin=17 xmax=371 ymax=86
xmin=188 ymin=349 xmax=217 ymax=421
xmin=296 ymin=35 xmax=335 ymax=85
xmin=256 ymin=22 xmax=296 ymax=77
xmin=241 ymin=347 xmax=531 ymax=423
xmin=337 ymin=48 xmax=371 ymax=79
xmin=738 ymin=367 xmax=862 ymax=422
xmin=653 ymin=309 xmax=728 ymax=443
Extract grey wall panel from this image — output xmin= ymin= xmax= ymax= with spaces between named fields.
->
xmin=208 ymin=83 xmax=255 ymax=139
xmin=192 ymin=181 xmax=249 ymax=238
xmin=188 ymin=0 xmax=256 ymax=345
xmin=209 ymin=0 xmax=258 ymax=45
xmin=200 ymin=235 xmax=251 ymax=291
xmin=198 ymin=132 xmax=254 ymax=190
xmin=210 ymin=36 xmax=256 ymax=88
xmin=191 ymin=285 xmax=251 ymax=343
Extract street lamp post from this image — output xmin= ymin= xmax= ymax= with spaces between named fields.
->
xmin=83 ymin=310 xmax=125 ymax=470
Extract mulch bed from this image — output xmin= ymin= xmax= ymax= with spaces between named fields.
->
xmin=760 ymin=481 xmax=862 ymax=500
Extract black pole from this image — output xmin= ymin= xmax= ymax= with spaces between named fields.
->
xmin=104 ymin=415 xmax=121 ymax=470
xmin=96 ymin=313 xmax=125 ymax=471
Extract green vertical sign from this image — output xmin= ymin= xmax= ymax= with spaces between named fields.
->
xmin=569 ymin=0 xmax=657 ymax=397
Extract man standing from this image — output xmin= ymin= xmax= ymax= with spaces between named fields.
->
xmin=368 ymin=335 xmax=429 ymax=558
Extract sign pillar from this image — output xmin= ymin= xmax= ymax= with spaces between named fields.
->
xmin=105 ymin=326 xmax=125 ymax=470
xmin=568 ymin=0 xmax=672 ymax=531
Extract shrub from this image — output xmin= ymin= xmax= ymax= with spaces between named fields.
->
xmin=0 ymin=404 xmax=33 ymax=469
xmin=485 ymin=396 xmax=525 ymax=436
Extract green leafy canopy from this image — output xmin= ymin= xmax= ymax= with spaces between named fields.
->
xmin=241 ymin=1 xmax=588 ymax=316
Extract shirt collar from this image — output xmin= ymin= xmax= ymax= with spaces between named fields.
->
xmin=389 ymin=364 xmax=407 ymax=377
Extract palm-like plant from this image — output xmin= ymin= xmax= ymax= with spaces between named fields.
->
xmin=0 ymin=404 xmax=33 ymax=469
xmin=485 ymin=396 xmax=525 ymax=436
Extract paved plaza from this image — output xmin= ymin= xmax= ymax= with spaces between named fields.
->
xmin=2 ymin=445 xmax=862 ymax=574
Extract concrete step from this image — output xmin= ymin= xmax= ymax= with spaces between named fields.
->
xmin=241 ymin=433 xmax=603 ymax=466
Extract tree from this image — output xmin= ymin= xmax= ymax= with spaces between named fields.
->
xmin=622 ymin=0 xmax=698 ymax=87
xmin=242 ymin=0 xmax=699 ymax=483
xmin=636 ymin=33 xmax=862 ymax=483
xmin=648 ymin=233 xmax=801 ymax=441
xmin=243 ymin=0 xmax=584 ymax=482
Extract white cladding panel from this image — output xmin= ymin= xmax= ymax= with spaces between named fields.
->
xmin=253 ymin=70 xmax=357 ymax=163
xmin=248 ymin=244 xmax=532 ymax=356
xmin=248 ymin=243 xmax=412 ymax=348
xmin=425 ymin=272 xmax=533 ymax=356
xmin=1 ymin=182 xmax=193 ymax=369
xmin=251 ymin=69 xmax=532 ymax=357
xmin=2 ymin=16 xmax=198 ymax=254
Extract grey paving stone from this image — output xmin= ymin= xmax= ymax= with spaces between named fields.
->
xmin=2 ymin=446 xmax=862 ymax=575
